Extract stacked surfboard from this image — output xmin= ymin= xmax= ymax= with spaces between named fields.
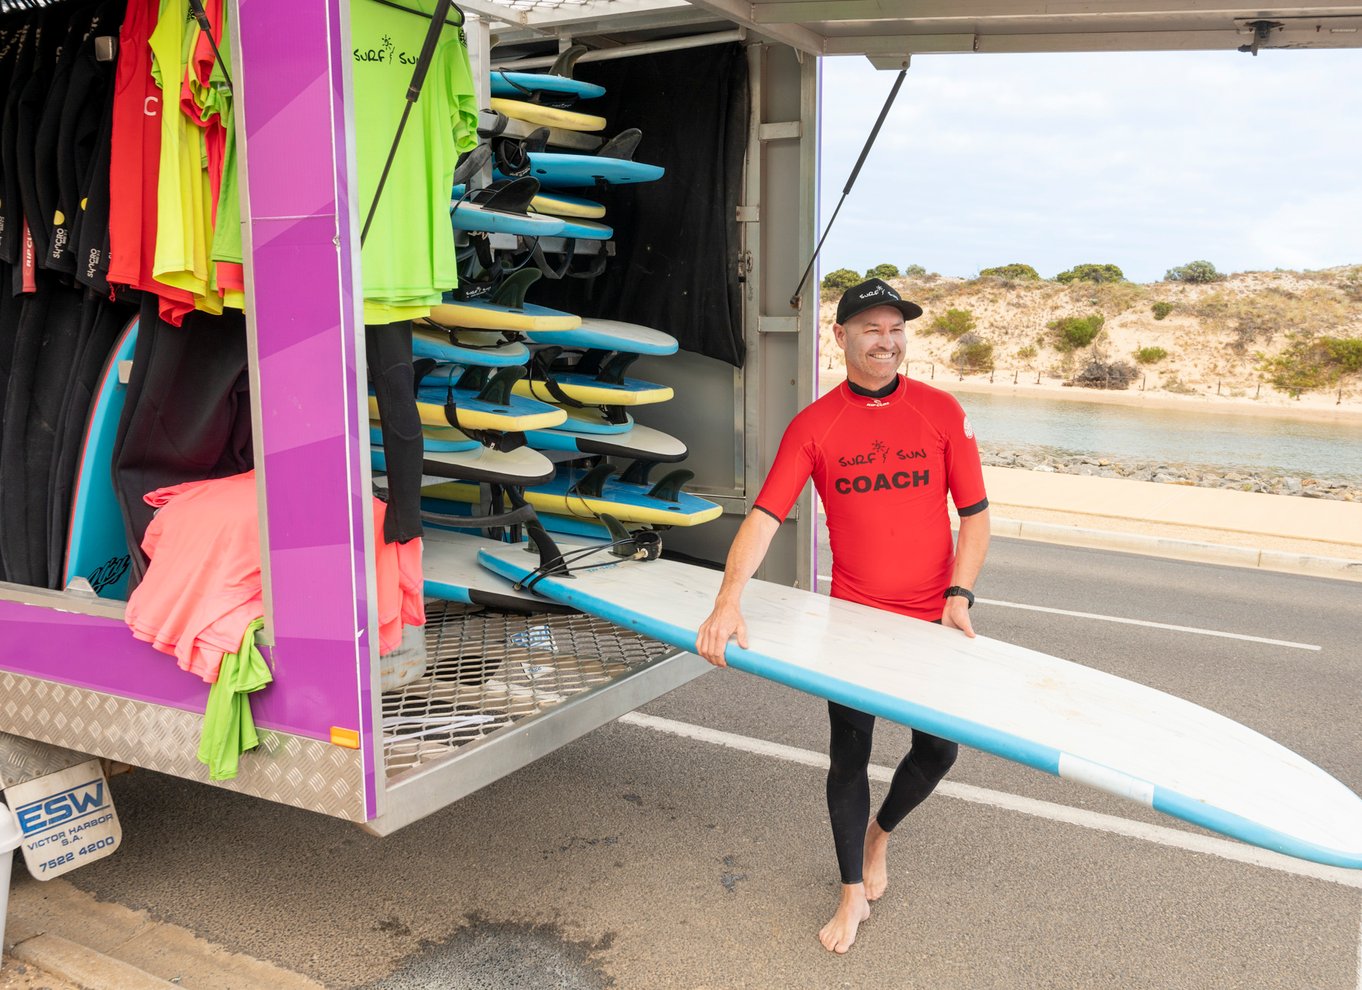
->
xmin=398 ymin=267 xmax=720 ymax=539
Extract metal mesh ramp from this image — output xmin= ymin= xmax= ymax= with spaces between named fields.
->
xmin=381 ymin=601 xmax=675 ymax=779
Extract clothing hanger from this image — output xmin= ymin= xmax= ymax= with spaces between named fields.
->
xmin=370 ymin=0 xmax=464 ymax=29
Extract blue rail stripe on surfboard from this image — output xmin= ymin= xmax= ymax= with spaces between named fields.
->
xmin=475 ymin=549 xmax=1362 ymax=872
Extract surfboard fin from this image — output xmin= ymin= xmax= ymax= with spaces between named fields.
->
xmin=489 ymin=268 xmax=542 ymax=311
xmin=600 ymin=404 xmax=630 ymax=426
xmin=478 ymin=366 xmax=527 ymax=406
xmin=597 ymin=128 xmax=642 ymax=162
xmin=569 ymin=463 xmax=617 ymax=499
xmin=522 ymin=127 xmax=551 ymax=155
xmin=597 ymin=513 xmax=663 ymax=561
xmin=646 ymin=469 xmax=694 ymax=503
xmin=619 ymin=459 xmax=656 ymax=486
xmin=598 ymin=513 xmax=637 ymax=557
xmin=466 ymin=175 xmax=540 ymax=215
xmin=596 ymin=351 xmax=639 ymax=385
xmin=455 ymin=365 xmax=489 ymax=392
xmin=549 ymin=44 xmax=588 ymax=80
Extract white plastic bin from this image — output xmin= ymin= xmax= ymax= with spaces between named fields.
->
xmin=0 ymin=804 xmax=21 ymax=953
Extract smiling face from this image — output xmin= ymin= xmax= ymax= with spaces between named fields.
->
xmin=834 ymin=304 xmax=906 ymax=391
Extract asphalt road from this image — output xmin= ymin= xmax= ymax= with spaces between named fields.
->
xmin=41 ymin=538 xmax=1362 ymax=990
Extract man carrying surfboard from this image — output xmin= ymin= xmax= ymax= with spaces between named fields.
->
xmin=697 ymin=277 xmax=991 ymax=954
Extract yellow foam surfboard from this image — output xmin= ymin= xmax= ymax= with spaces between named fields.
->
xmin=367 ymin=395 xmax=567 ymax=434
xmin=427 ymin=300 xmax=581 ymax=333
xmin=423 ymin=480 xmax=724 ymax=528
xmin=531 ymin=193 xmax=606 ymax=219
xmin=512 ymin=377 xmax=674 ymax=407
xmin=489 ymin=98 xmax=606 ymax=134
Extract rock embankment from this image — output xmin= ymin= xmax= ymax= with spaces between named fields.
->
xmin=978 ymin=443 xmax=1361 ymax=502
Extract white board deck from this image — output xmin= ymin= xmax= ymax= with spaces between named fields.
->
xmin=475 ymin=546 xmax=1362 ymax=871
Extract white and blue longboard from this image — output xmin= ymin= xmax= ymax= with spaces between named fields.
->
xmin=475 ymin=547 xmax=1362 ymax=872
xmin=63 ymin=318 xmax=139 ymax=600
xmin=524 ymin=421 xmax=686 ymax=462
xmin=412 ymin=325 xmax=530 ymax=368
xmin=527 ymin=319 xmax=677 ymax=357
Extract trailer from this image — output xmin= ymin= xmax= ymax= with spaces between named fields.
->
xmin=2 ymin=0 xmax=1356 ymax=868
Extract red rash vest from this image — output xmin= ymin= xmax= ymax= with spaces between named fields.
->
xmin=753 ymin=375 xmax=988 ymax=621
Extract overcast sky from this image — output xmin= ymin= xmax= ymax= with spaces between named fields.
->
xmin=816 ymin=49 xmax=1362 ymax=283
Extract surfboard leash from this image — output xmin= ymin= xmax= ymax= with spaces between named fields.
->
xmin=514 ymin=533 xmax=662 ymax=593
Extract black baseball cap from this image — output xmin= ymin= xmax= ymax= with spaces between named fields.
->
xmin=835 ymin=278 xmax=924 ymax=325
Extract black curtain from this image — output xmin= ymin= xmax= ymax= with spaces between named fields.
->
xmin=532 ymin=42 xmax=749 ymax=368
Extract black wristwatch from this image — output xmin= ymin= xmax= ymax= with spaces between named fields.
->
xmin=943 ymin=586 xmax=975 ymax=609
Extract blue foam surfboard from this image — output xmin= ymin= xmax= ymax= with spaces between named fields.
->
xmin=450 ymin=201 xmax=566 ymax=237
xmin=412 ymin=325 xmax=530 ymax=368
xmin=476 ymin=547 xmax=1362 ymax=872
xmin=423 ymin=464 xmax=722 ymax=527
xmin=368 ymin=424 xmax=481 ymax=454
xmin=63 ymin=318 xmax=139 ymax=599
xmin=497 ymin=153 xmax=664 ymax=189
xmin=490 ymin=71 xmax=606 ymax=100
xmin=547 ymin=406 xmax=634 ymax=436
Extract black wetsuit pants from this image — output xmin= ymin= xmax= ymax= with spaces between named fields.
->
xmin=826 ymin=700 xmax=958 ymax=885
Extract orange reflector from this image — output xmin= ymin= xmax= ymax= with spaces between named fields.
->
xmin=330 ymin=727 xmax=361 ymax=749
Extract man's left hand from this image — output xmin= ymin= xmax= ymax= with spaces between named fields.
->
xmin=941 ymin=596 xmax=975 ymax=638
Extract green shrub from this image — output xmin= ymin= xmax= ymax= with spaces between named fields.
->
xmin=821 ymin=268 xmax=862 ymax=293
xmin=1055 ymin=263 xmax=1125 ymax=284
xmin=1135 ymin=346 xmax=1168 ymax=364
xmin=865 ymin=263 xmax=900 ymax=280
xmin=978 ymin=263 xmax=1041 ymax=281
xmin=951 ymin=334 xmax=995 ymax=372
xmin=1151 ymin=301 xmax=1174 ymax=320
xmin=1073 ymin=359 xmax=1138 ymax=389
xmin=903 ymin=264 xmax=927 ymax=277
xmin=1260 ymin=335 xmax=1362 ymax=395
xmin=1016 ymin=345 xmax=1038 ymax=361
xmin=1165 ymin=260 xmax=1224 ymax=283
xmin=1047 ymin=314 xmax=1105 ymax=352
xmin=931 ymin=307 xmax=976 ymax=339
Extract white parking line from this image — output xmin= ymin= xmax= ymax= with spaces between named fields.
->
xmin=812 ymin=576 xmax=1319 ymax=651
xmin=620 ymin=711 xmax=1362 ymax=891
xmin=977 ymin=598 xmax=1321 ymax=651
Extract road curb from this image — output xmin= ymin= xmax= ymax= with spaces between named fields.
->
xmin=10 ymin=934 xmax=176 ymax=990
xmin=992 ymin=516 xmax=1362 ymax=581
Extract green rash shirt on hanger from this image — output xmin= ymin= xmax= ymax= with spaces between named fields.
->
xmin=350 ymin=0 xmax=479 ymax=323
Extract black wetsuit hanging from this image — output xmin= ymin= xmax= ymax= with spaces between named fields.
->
xmin=111 ymin=297 xmax=253 ymax=588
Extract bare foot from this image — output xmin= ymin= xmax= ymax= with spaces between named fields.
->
xmin=818 ymin=884 xmax=871 ymax=954
xmin=863 ymin=820 xmax=890 ymax=901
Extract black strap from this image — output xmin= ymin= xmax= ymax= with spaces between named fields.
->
xmin=361 ymin=0 xmax=458 ymax=247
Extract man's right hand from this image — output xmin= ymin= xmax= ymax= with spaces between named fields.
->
xmin=696 ymin=599 xmax=748 ymax=668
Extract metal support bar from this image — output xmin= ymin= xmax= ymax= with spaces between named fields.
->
xmin=493 ymin=29 xmax=747 ymax=69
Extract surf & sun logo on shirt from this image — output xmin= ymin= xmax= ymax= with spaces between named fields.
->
xmin=354 ymin=34 xmax=420 ymax=65
xmin=837 ymin=441 xmax=927 ymax=467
